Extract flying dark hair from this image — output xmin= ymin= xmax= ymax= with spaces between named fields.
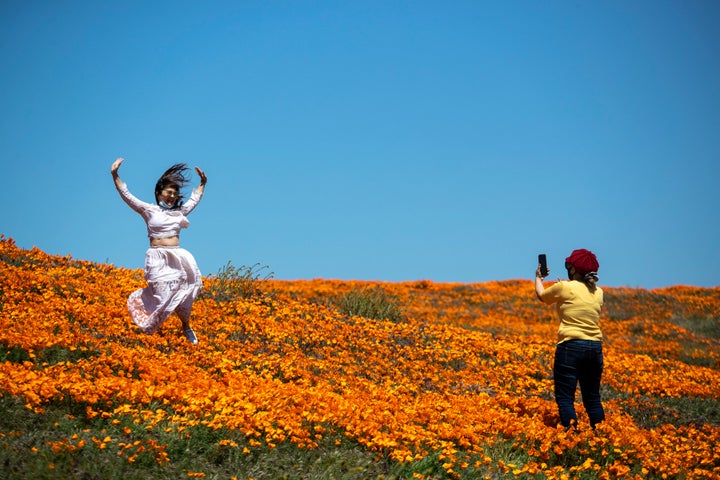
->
xmin=154 ymin=163 xmax=191 ymax=206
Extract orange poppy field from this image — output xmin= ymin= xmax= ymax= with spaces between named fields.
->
xmin=1 ymin=235 xmax=719 ymax=479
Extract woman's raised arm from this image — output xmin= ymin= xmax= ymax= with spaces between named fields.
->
xmin=194 ymin=166 xmax=207 ymax=195
xmin=111 ymin=157 xmax=125 ymax=189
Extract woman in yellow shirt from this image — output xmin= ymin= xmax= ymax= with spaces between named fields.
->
xmin=535 ymin=249 xmax=605 ymax=430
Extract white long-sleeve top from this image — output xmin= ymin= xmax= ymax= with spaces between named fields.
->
xmin=116 ymin=182 xmax=203 ymax=239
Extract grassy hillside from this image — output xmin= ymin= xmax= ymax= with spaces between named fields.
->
xmin=1 ymin=235 xmax=719 ymax=479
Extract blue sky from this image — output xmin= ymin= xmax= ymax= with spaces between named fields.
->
xmin=1 ymin=1 xmax=719 ymax=288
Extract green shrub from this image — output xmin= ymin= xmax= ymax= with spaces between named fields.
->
xmin=200 ymin=261 xmax=273 ymax=303
xmin=671 ymin=315 xmax=720 ymax=339
xmin=333 ymin=286 xmax=404 ymax=323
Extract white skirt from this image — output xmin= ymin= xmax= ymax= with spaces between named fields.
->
xmin=127 ymin=246 xmax=202 ymax=334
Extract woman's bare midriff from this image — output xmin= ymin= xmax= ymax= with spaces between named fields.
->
xmin=150 ymin=236 xmax=180 ymax=247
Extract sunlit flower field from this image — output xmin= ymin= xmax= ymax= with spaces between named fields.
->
xmin=1 ymin=235 xmax=719 ymax=479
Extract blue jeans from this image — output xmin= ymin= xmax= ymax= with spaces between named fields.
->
xmin=553 ymin=340 xmax=605 ymax=428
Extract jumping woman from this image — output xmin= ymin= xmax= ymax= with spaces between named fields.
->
xmin=111 ymin=157 xmax=207 ymax=345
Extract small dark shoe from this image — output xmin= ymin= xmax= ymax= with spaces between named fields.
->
xmin=184 ymin=327 xmax=198 ymax=345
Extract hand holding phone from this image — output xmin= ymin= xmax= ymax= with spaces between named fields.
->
xmin=538 ymin=254 xmax=549 ymax=278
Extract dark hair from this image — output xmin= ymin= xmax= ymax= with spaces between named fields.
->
xmin=154 ymin=163 xmax=191 ymax=206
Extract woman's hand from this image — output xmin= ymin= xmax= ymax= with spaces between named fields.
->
xmin=111 ymin=157 xmax=124 ymax=177
xmin=195 ymin=166 xmax=207 ymax=186
xmin=535 ymin=264 xmax=549 ymax=280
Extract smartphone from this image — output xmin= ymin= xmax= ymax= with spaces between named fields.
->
xmin=538 ymin=254 xmax=548 ymax=277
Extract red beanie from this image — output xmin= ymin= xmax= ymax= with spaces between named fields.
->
xmin=565 ymin=249 xmax=599 ymax=275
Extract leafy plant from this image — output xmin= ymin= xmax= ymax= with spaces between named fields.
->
xmin=333 ymin=286 xmax=405 ymax=322
xmin=199 ymin=260 xmax=274 ymax=303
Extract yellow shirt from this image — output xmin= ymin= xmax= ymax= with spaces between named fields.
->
xmin=539 ymin=280 xmax=603 ymax=343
